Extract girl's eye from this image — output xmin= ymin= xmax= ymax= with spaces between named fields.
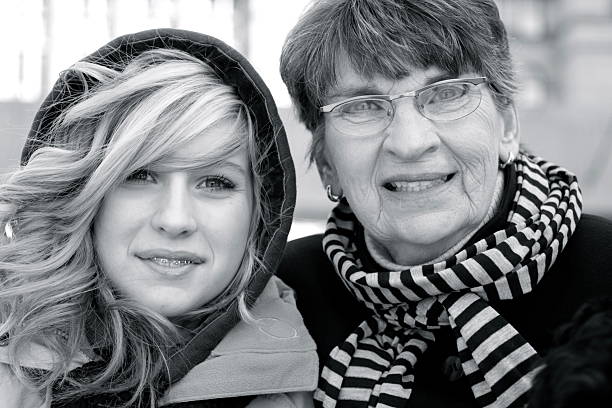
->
xmin=125 ymin=169 xmax=155 ymax=184
xmin=199 ymin=176 xmax=235 ymax=191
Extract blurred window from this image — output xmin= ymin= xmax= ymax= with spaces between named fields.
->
xmin=0 ymin=0 xmax=237 ymax=102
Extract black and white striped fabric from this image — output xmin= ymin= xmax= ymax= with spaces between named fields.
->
xmin=315 ymin=154 xmax=582 ymax=408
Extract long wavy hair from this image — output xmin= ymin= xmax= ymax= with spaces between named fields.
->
xmin=0 ymin=48 xmax=269 ymax=406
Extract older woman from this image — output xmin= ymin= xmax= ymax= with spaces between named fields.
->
xmin=277 ymin=0 xmax=612 ymax=407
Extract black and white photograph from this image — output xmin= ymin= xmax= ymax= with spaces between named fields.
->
xmin=1 ymin=1 xmax=611 ymax=407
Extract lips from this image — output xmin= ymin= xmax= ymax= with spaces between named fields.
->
xmin=136 ymin=249 xmax=205 ymax=267
xmin=149 ymin=257 xmax=197 ymax=268
xmin=383 ymin=173 xmax=455 ymax=193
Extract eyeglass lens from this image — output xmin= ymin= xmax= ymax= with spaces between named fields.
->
xmin=330 ymin=81 xmax=483 ymax=135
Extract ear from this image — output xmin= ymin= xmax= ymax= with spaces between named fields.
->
xmin=315 ymin=150 xmax=341 ymax=193
xmin=498 ymin=103 xmax=520 ymax=161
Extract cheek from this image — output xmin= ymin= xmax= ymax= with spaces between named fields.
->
xmin=93 ymin=193 xmax=144 ymax=275
xmin=450 ymin=115 xmax=500 ymax=187
xmin=457 ymin=143 xmax=497 ymax=192
xmin=199 ymin=195 xmax=253 ymax=254
xmin=93 ymin=205 xmax=122 ymax=288
xmin=93 ymin=198 xmax=118 ymax=259
xmin=443 ymin=120 xmax=502 ymax=222
xmin=94 ymin=190 xmax=147 ymax=234
xmin=326 ymin=135 xmax=382 ymax=196
xmin=224 ymin=203 xmax=252 ymax=246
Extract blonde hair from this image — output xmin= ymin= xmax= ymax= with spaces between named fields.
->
xmin=0 ymin=48 xmax=269 ymax=406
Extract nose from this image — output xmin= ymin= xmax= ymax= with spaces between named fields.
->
xmin=151 ymin=179 xmax=197 ymax=237
xmin=382 ymin=99 xmax=440 ymax=160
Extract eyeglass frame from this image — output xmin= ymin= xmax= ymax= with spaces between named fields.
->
xmin=319 ymin=76 xmax=489 ymax=132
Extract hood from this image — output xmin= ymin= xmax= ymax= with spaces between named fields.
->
xmin=20 ymin=28 xmax=296 ymax=385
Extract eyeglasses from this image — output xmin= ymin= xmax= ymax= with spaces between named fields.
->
xmin=319 ymin=77 xmax=488 ymax=136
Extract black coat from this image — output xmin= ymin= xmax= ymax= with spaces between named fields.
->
xmin=278 ymin=198 xmax=612 ymax=407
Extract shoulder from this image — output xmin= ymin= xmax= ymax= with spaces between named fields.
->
xmin=277 ymin=234 xmax=333 ymax=293
xmin=159 ymin=277 xmax=318 ymax=406
xmin=247 ymin=391 xmax=314 ymax=408
xmin=565 ymin=213 xmax=612 ymax=251
xmin=215 ymin=275 xmax=317 ymax=355
xmin=0 ymin=341 xmax=90 ymax=372
xmin=498 ymin=214 xmax=612 ymax=350
xmin=277 ymin=234 xmax=368 ymax=363
xmin=553 ymin=213 xmax=612 ymax=290
xmin=0 ymin=341 xmax=91 ymax=408
xmin=280 ymin=234 xmax=327 ymax=269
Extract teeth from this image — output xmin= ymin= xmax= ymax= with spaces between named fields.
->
xmin=387 ymin=176 xmax=448 ymax=192
xmin=150 ymin=257 xmax=193 ymax=267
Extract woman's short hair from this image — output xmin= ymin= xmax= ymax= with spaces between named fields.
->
xmin=0 ymin=48 xmax=268 ymax=405
xmin=280 ymin=0 xmax=517 ymax=166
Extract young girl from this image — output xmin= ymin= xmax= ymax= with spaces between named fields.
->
xmin=0 ymin=29 xmax=316 ymax=407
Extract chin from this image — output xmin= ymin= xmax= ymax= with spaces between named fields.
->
xmin=139 ymin=293 xmax=197 ymax=317
xmin=155 ymin=303 xmax=194 ymax=318
xmin=398 ymin=212 xmax=467 ymax=246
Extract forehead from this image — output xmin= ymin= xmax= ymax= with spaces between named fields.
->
xmin=178 ymin=120 xmax=237 ymax=154
xmin=154 ymin=119 xmax=248 ymax=170
xmin=327 ymin=56 xmax=450 ymax=101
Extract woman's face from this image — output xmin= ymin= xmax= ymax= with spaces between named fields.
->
xmin=320 ymin=61 xmax=518 ymax=265
xmin=94 ymin=121 xmax=253 ymax=317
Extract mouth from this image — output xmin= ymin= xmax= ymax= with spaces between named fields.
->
xmin=136 ymin=250 xmax=205 ymax=270
xmin=383 ymin=173 xmax=455 ymax=193
xmin=148 ymin=257 xmax=199 ymax=268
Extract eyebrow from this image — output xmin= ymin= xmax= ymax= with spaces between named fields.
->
xmin=327 ymin=85 xmax=383 ymax=100
xmin=150 ymin=157 xmax=248 ymax=177
xmin=188 ymin=161 xmax=249 ymax=178
xmin=327 ymin=72 xmax=454 ymax=100
xmin=208 ymin=161 xmax=248 ymax=176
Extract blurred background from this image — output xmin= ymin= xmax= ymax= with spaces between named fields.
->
xmin=1 ymin=0 xmax=611 ymax=239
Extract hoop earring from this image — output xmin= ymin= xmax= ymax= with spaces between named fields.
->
xmin=499 ymin=151 xmax=515 ymax=169
xmin=326 ymin=185 xmax=342 ymax=202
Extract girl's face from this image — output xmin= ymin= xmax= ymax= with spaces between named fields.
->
xmin=93 ymin=120 xmax=253 ymax=317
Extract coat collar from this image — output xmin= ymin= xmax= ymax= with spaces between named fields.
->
xmin=159 ymin=276 xmax=318 ymax=405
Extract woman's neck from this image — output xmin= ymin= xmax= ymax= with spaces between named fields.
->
xmin=365 ymin=170 xmax=505 ymax=269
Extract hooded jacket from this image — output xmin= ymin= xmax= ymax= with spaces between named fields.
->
xmin=2 ymin=28 xmax=316 ymax=407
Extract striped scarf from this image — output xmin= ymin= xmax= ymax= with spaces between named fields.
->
xmin=315 ymin=154 xmax=582 ymax=408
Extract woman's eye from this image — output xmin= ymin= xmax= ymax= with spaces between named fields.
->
xmin=199 ymin=176 xmax=235 ymax=191
xmin=432 ymin=85 xmax=465 ymax=102
xmin=342 ymin=99 xmax=386 ymax=113
xmin=125 ymin=169 xmax=155 ymax=184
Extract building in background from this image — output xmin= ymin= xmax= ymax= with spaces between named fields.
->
xmin=1 ymin=0 xmax=611 ymax=239
xmin=499 ymin=0 xmax=612 ymax=216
